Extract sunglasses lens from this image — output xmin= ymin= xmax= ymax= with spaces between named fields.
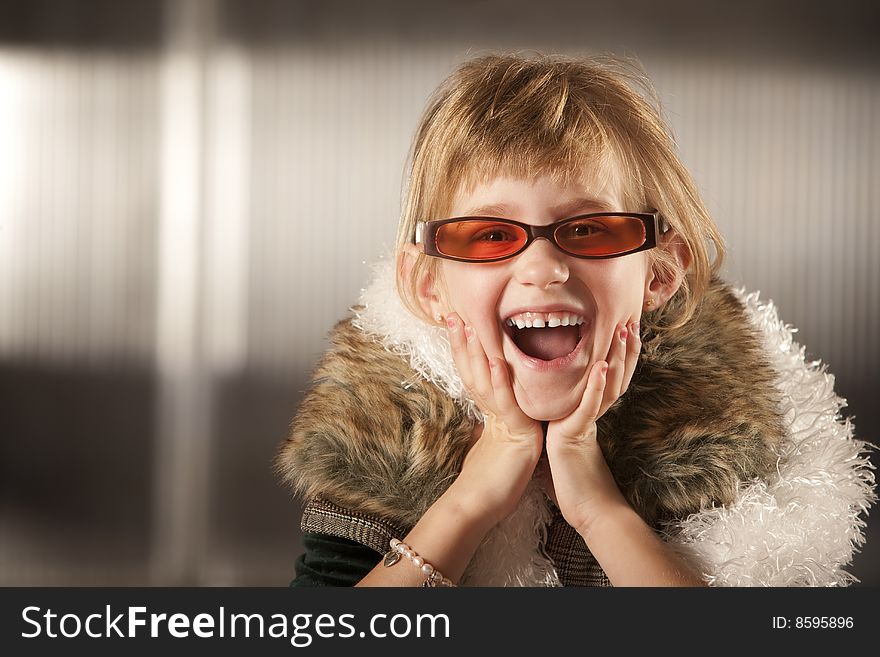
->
xmin=434 ymin=220 xmax=528 ymax=260
xmin=555 ymin=215 xmax=646 ymax=256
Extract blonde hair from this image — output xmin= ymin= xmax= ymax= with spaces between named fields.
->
xmin=395 ymin=52 xmax=725 ymax=330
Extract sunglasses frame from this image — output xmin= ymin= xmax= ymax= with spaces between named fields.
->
xmin=415 ymin=211 xmax=669 ymax=263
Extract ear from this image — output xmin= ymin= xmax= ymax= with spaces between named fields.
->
xmin=401 ymin=243 xmax=444 ymax=321
xmin=644 ymin=229 xmax=692 ymax=310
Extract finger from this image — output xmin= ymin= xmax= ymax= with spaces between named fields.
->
xmin=488 ymin=357 xmax=536 ymax=435
xmin=619 ymin=320 xmax=641 ymax=395
xmin=488 ymin=357 xmax=518 ymax=415
xmin=445 ymin=313 xmax=474 ymax=391
xmin=602 ymin=323 xmax=627 ymax=408
xmin=558 ymin=360 xmax=607 ymax=436
xmin=465 ymin=323 xmax=494 ymax=407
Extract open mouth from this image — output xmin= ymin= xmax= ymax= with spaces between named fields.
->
xmin=502 ymin=310 xmax=588 ymax=362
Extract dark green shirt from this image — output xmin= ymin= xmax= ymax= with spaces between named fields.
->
xmin=291 ymin=533 xmax=382 ymax=586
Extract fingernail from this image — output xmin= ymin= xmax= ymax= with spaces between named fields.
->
xmin=465 ymin=325 xmax=474 ymax=340
xmin=619 ymin=326 xmax=628 ymax=342
xmin=601 ymin=362 xmax=609 ymax=376
xmin=446 ymin=316 xmax=456 ymax=330
xmin=631 ymin=321 xmax=640 ymax=338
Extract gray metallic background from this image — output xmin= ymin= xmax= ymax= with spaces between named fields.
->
xmin=0 ymin=0 xmax=877 ymax=585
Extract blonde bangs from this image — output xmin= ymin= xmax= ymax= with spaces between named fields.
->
xmin=415 ymin=61 xmax=627 ymax=219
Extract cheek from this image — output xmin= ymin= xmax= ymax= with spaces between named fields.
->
xmin=577 ymin=260 xmax=646 ymax=314
xmin=437 ymin=264 xmax=502 ymax=321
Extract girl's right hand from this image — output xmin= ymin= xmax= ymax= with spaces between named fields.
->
xmin=443 ymin=313 xmax=544 ymax=527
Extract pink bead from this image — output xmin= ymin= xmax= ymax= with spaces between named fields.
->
xmin=421 ymin=564 xmax=434 ymax=575
xmin=412 ymin=556 xmax=424 ymax=567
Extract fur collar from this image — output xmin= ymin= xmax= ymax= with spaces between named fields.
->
xmin=278 ymin=259 xmax=876 ymax=586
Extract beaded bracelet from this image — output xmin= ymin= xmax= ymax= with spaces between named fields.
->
xmin=383 ymin=538 xmax=456 ymax=587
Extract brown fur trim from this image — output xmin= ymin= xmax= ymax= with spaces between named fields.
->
xmin=275 ymin=319 xmax=474 ymax=529
xmin=276 ymin=277 xmax=785 ymax=529
xmin=600 ymin=279 xmax=785 ymax=523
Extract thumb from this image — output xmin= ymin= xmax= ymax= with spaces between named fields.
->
xmin=553 ymin=360 xmax=607 ymax=442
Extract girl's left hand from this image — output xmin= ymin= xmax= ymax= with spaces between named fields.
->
xmin=542 ymin=320 xmax=641 ymax=536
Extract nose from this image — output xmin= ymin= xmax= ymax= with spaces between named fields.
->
xmin=512 ymin=238 xmax=570 ymax=288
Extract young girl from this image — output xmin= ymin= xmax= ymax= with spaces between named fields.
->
xmin=276 ymin=53 xmax=875 ymax=587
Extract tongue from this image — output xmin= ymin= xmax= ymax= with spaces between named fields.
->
xmin=514 ymin=326 xmax=579 ymax=361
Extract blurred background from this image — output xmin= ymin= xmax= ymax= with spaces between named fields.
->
xmin=0 ymin=0 xmax=877 ymax=586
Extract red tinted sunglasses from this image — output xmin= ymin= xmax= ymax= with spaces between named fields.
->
xmin=415 ymin=212 xmax=668 ymax=263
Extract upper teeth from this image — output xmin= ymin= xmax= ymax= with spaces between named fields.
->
xmin=505 ymin=311 xmax=586 ymax=329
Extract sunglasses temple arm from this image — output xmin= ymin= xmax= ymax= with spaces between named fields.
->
xmin=657 ymin=214 xmax=671 ymax=235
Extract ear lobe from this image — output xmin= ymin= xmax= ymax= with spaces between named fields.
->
xmin=645 ymin=229 xmax=692 ymax=307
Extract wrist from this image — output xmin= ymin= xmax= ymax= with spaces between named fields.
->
xmin=438 ymin=481 xmax=505 ymax=534
xmin=400 ymin=485 xmax=499 ymax=583
xmin=362 ymin=483 xmax=497 ymax=587
xmin=574 ymin=494 xmax=634 ymax=545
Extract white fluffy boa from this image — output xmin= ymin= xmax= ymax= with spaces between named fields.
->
xmin=353 ymin=259 xmax=876 ymax=586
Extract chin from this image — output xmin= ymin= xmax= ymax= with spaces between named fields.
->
xmin=514 ymin=386 xmax=582 ymax=422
